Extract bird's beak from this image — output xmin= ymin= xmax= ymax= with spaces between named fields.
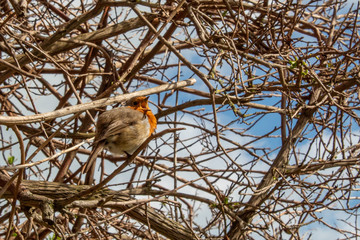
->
xmin=142 ymin=96 xmax=150 ymax=108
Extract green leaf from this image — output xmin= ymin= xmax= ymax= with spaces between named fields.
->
xmin=289 ymin=60 xmax=297 ymax=69
xmin=8 ymin=156 xmax=15 ymax=164
xmin=210 ymin=203 xmax=217 ymax=208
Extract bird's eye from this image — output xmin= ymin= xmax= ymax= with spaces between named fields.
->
xmin=133 ymin=101 xmax=138 ymax=105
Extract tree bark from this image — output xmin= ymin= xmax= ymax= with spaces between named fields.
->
xmin=0 ymin=177 xmax=196 ymax=240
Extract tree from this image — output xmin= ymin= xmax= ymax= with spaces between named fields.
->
xmin=0 ymin=0 xmax=359 ymax=239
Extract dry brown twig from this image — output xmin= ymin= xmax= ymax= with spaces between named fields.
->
xmin=0 ymin=1 xmax=359 ymax=239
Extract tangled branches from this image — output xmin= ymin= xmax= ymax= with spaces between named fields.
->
xmin=0 ymin=0 xmax=359 ymax=239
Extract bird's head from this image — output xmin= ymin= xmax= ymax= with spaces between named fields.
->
xmin=126 ymin=96 xmax=150 ymax=110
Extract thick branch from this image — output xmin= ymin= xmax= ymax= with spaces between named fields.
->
xmin=0 ymin=78 xmax=196 ymax=125
xmin=0 ymin=179 xmax=196 ymax=240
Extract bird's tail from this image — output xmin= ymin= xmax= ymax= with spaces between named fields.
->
xmin=82 ymin=142 xmax=104 ymax=175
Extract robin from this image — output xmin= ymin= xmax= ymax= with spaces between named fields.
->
xmin=83 ymin=96 xmax=157 ymax=174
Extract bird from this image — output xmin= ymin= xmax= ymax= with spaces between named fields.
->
xmin=83 ymin=96 xmax=157 ymax=174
